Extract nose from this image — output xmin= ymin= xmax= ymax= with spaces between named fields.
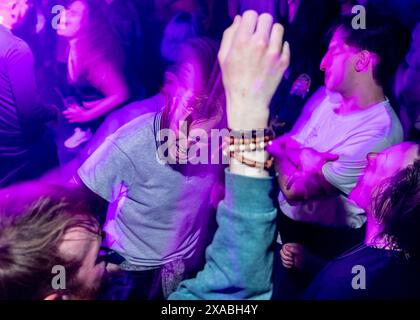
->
xmin=320 ymin=52 xmax=329 ymax=72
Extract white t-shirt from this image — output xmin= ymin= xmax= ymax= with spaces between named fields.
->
xmin=278 ymin=93 xmax=403 ymax=229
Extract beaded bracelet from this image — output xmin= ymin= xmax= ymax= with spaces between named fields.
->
xmin=224 ymin=127 xmax=275 ymax=170
xmin=230 ymin=152 xmax=275 ymax=170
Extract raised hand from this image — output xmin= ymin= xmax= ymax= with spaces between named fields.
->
xmin=219 ymin=11 xmax=290 ymax=131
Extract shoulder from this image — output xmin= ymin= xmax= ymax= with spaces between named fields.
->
xmin=108 ymin=112 xmax=156 ymax=148
xmin=365 ymin=102 xmax=403 ymax=142
xmin=0 ymin=30 xmax=31 ymax=57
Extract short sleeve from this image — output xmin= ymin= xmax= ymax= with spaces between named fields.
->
xmin=322 ymin=134 xmax=394 ymax=195
xmin=78 ymin=138 xmax=136 ymax=202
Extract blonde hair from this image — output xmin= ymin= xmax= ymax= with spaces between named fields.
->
xmin=0 ymin=183 xmax=100 ymax=299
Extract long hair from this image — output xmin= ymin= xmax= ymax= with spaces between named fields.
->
xmin=373 ymin=158 xmax=420 ymax=260
xmin=68 ymin=0 xmax=124 ymax=80
xmin=162 ymin=37 xmax=226 ymax=131
xmin=0 ymin=183 xmax=100 ymax=300
xmin=186 ymin=37 xmax=225 ymax=128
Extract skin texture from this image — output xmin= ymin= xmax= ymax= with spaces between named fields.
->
xmin=350 ymin=143 xmax=419 ymax=215
xmin=0 ymin=0 xmax=30 ymax=30
xmin=219 ymin=11 xmax=290 ymax=131
xmin=350 ymin=143 xmax=419 ymax=247
xmin=57 ymin=0 xmax=85 ymax=39
xmin=218 ymin=11 xmax=290 ymax=178
xmin=55 ymin=226 xmax=106 ymax=300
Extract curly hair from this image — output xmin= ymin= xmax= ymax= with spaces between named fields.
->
xmin=373 ymin=157 xmax=420 ymax=260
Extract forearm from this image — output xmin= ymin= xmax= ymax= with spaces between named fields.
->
xmin=85 ymin=94 xmax=128 ymax=121
xmin=276 ymin=147 xmax=337 ymax=202
xmin=169 ymin=170 xmax=276 ymax=300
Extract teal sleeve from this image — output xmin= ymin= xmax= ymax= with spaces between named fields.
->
xmin=169 ymin=170 xmax=277 ymax=300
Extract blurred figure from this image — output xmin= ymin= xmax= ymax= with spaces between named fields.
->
xmin=395 ymin=23 xmax=420 ymax=142
xmin=77 ymin=37 xmax=224 ymax=300
xmin=160 ymin=0 xmax=207 ymax=66
xmin=361 ymin=0 xmax=420 ymax=30
xmin=338 ymin=0 xmax=361 ymax=16
xmin=103 ymin=0 xmax=144 ymax=99
xmin=161 ymin=11 xmax=203 ymax=64
xmin=57 ymin=0 xmax=129 ymax=150
xmin=0 ymin=0 xmax=58 ymax=188
xmin=228 ymin=0 xmax=278 ymax=18
xmin=205 ymin=0 xmax=231 ymax=40
xmin=270 ymin=0 xmax=339 ymax=133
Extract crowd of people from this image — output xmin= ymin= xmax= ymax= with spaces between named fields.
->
xmin=0 ymin=0 xmax=419 ymax=300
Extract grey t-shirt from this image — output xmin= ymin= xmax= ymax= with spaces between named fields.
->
xmin=78 ymin=112 xmax=217 ymax=267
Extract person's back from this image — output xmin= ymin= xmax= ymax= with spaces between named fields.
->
xmin=0 ymin=25 xmax=32 ymax=157
xmin=304 ymin=245 xmax=420 ymax=299
xmin=0 ymin=23 xmax=57 ymax=187
xmin=0 ymin=26 xmax=45 ymax=156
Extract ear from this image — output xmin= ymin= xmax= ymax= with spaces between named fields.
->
xmin=355 ymin=50 xmax=372 ymax=72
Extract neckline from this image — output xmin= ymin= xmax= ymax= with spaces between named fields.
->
xmin=330 ymin=98 xmax=389 ymax=119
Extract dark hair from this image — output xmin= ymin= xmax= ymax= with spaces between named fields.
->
xmin=0 ymin=183 xmax=100 ymax=300
xmin=67 ymin=0 xmax=125 ymax=78
xmin=374 ymin=156 xmax=420 ymax=259
xmin=333 ymin=13 xmax=410 ymax=87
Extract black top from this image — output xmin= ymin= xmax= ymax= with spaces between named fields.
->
xmin=304 ymin=244 xmax=420 ymax=300
xmin=0 ymin=25 xmax=56 ymax=157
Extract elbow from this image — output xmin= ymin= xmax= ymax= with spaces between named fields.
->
xmin=115 ymin=87 xmax=130 ymax=106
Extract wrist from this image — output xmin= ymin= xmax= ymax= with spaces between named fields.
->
xmin=226 ymin=100 xmax=269 ymax=130
xmin=230 ymin=150 xmax=270 ymax=178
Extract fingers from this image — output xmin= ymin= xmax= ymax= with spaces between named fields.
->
xmin=235 ymin=10 xmax=259 ymax=42
xmin=63 ymin=107 xmax=81 ymax=123
xmin=282 ymin=243 xmax=294 ymax=256
xmin=254 ymin=13 xmax=273 ymax=44
xmin=219 ymin=15 xmax=241 ymax=64
xmin=286 ymin=243 xmax=304 ymax=255
xmin=266 ymin=137 xmax=283 ymax=158
xmin=285 ymin=175 xmax=296 ymax=190
xmin=280 ymin=41 xmax=290 ymax=68
xmin=268 ymin=23 xmax=284 ymax=55
xmin=280 ymin=248 xmax=294 ymax=269
xmin=268 ymin=23 xmax=291 ymax=71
